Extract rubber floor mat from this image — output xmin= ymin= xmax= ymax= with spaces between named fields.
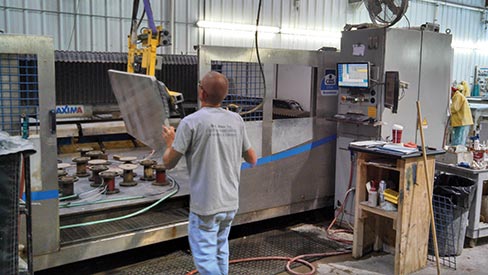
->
xmin=101 ymin=225 xmax=347 ymax=275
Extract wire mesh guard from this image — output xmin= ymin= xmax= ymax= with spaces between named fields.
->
xmin=0 ymin=54 xmax=39 ymax=136
xmin=428 ymin=194 xmax=456 ymax=269
xmin=211 ymin=61 xmax=264 ymax=121
xmin=104 ymin=228 xmax=345 ymax=275
xmin=0 ymin=154 xmax=21 ymax=275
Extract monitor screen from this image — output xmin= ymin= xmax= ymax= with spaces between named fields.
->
xmin=337 ymin=63 xmax=369 ymax=88
xmin=384 ymin=71 xmax=399 ymax=113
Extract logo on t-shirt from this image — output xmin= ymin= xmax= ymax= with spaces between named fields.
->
xmin=207 ymin=124 xmax=237 ymax=137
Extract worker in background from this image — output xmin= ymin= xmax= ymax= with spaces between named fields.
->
xmin=450 ymin=84 xmax=473 ymax=146
xmin=162 ymin=71 xmax=257 ymax=275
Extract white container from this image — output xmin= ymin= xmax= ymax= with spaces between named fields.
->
xmin=368 ymin=188 xmax=378 ymax=207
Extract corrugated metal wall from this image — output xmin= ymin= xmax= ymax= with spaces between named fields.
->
xmin=0 ymin=0 xmax=199 ymax=54
xmin=54 ymin=52 xmax=198 ymax=105
xmin=1 ymin=0 xmax=487 ymax=83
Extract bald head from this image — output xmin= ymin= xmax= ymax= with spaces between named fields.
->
xmin=200 ymin=71 xmax=229 ymax=106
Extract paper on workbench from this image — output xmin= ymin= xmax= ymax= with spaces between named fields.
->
xmin=108 ymin=70 xmax=170 ymax=153
xmin=382 ymin=144 xmax=418 ymax=154
xmin=350 ymin=140 xmax=386 ymax=147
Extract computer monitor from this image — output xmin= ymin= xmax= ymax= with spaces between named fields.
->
xmin=384 ymin=71 xmax=399 ymax=113
xmin=337 ymin=62 xmax=370 ymax=88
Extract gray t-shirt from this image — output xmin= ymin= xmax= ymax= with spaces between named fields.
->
xmin=172 ymin=107 xmax=252 ymax=216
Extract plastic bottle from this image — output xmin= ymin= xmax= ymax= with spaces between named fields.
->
xmin=474 ymin=139 xmax=480 ymax=150
xmin=368 ymin=187 xmax=378 ymax=207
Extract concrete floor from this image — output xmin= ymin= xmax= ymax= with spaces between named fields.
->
xmin=278 ymin=224 xmax=488 ymax=275
xmin=283 ymin=240 xmax=488 ymax=275
xmin=39 ymin=212 xmax=488 ymax=275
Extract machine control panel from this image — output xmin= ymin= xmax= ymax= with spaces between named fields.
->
xmin=335 ymin=61 xmax=381 ymax=123
xmin=340 ymin=94 xmax=376 ymax=104
xmin=339 ymin=90 xmax=376 ymax=106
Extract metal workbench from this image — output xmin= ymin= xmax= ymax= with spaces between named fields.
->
xmin=435 ymin=162 xmax=488 ymax=246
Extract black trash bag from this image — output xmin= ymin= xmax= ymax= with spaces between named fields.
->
xmin=434 ymin=174 xmax=476 ymax=209
xmin=0 ymin=154 xmax=21 ymax=275
xmin=431 ymin=173 xmax=476 ymax=256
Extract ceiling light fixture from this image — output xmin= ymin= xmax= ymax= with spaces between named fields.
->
xmin=196 ymin=21 xmax=342 ymax=40
xmin=196 ymin=20 xmax=279 ymax=33
xmin=280 ymin=28 xmax=342 ymax=39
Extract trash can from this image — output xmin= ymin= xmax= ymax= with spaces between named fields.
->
xmin=433 ymin=174 xmax=476 ymax=256
xmin=0 ymin=153 xmax=22 ymax=275
xmin=0 ymin=131 xmax=36 ymax=274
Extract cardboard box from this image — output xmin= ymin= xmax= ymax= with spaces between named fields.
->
xmin=436 ymin=151 xmax=473 ymax=164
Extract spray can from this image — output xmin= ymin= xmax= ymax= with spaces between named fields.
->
xmin=378 ymin=180 xmax=387 ymax=207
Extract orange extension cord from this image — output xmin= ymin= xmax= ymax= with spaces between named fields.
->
xmin=326 ymin=153 xmax=356 ymax=245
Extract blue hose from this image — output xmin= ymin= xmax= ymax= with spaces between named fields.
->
xmin=143 ymin=0 xmax=157 ymax=34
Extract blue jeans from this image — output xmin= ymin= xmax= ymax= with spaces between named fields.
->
xmin=451 ymin=125 xmax=470 ymax=146
xmin=188 ymin=210 xmax=237 ymax=275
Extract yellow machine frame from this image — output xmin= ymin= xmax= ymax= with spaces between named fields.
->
xmin=127 ymin=17 xmax=183 ymax=115
xmin=127 ymin=26 xmax=163 ymax=76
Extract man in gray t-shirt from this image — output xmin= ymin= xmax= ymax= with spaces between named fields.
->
xmin=162 ymin=71 xmax=257 ymax=275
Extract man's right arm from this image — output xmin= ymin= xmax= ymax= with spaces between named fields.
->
xmin=162 ymin=125 xmax=184 ymax=169
xmin=243 ymin=148 xmax=257 ymax=167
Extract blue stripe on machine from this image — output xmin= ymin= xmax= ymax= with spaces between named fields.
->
xmin=24 ymin=135 xmax=336 ymax=200
xmin=241 ymin=134 xmax=336 ymax=170
xmin=22 ymin=189 xmax=59 ymax=201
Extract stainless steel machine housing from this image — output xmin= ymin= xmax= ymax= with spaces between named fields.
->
xmin=22 ymin=44 xmax=341 ymax=271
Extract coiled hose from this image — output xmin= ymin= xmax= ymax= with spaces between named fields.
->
xmin=185 ymin=250 xmax=351 ymax=275
xmin=60 ymin=177 xmax=179 ymax=230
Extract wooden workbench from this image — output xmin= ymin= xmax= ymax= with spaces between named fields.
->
xmin=350 ymin=145 xmax=443 ymax=275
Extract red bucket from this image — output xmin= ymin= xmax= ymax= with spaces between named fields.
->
xmin=473 ymin=150 xmax=484 ymax=162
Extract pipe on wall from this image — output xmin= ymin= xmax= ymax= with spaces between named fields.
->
xmin=419 ymin=0 xmax=486 ymax=12
xmin=170 ymin=0 xmax=175 ymax=54
xmin=433 ymin=1 xmax=439 ymax=24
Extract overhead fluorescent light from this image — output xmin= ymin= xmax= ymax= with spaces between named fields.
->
xmin=452 ymin=40 xmax=488 ymax=54
xmin=451 ymin=40 xmax=477 ymax=50
xmin=280 ymin=28 xmax=342 ymax=39
xmin=475 ymin=42 xmax=488 ymax=51
xmin=204 ymin=28 xmax=276 ymax=40
xmin=196 ymin=20 xmax=279 ymax=33
xmin=196 ymin=21 xmax=343 ymax=40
